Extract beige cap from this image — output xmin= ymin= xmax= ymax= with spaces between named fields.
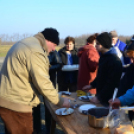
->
xmin=109 ymin=31 xmax=118 ymax=38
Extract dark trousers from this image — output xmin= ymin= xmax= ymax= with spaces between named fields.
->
xmin=44 ymin=104 xmax=51 ymax=134
xmin=0 ymin=107 xmax=33 ymax=134
xmin=58 ymin=82 xmax=77 ymax=92
xmin=44 ymin=77 xmax=56 ymax=133
xmin=32 ymin=105 xmax=41 ymax=133
xmin=32 ymin=77 xmax=61 ymax=134
xmin=32 ymin=103 xmax=52 ymax=134
xmin=128 ymin=111 xmax=134 ymax=121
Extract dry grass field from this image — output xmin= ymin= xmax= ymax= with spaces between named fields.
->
xmin=0 ymin=45 xmax=62 ymax=57
xmin=0 ymin=45 xmax=12 ymax=57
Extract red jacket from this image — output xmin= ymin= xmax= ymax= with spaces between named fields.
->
xmin=77 ymin=44 xmax=100 ymax=94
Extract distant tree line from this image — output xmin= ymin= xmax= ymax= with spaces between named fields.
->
xmin=60 ymin=34 xmax=132 ymax=48
xmin=0 ymin=33 xmax=132 ymax=47
xmin=0 ymin=33 xmax=33 ymax=45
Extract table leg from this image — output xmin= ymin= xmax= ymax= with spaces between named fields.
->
xmin=50 ymin=117 xmax=56 ymax=134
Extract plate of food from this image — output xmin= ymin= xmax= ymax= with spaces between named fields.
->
xmin=78 ymin=95 xmax=94 ymax=102
xmin=59 ymin=91 xmax=71 ymax=96
xmin=55 ymin=108 xmax=74 ymax=115
xmin=62 ymin=65 xmax=79 ymax=71
xmin=78 ymin=104 xmax=96 ymax=115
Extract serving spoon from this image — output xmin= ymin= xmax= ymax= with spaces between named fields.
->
xmin=109 ymin=88 xmax=118 ymax=112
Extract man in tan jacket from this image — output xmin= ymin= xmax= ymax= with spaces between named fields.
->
xmin=0 ymin=28 xmax=70 ymax=134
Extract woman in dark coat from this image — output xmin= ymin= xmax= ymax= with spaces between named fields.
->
xmin=57 ymin=36 xmax=79 ymax=92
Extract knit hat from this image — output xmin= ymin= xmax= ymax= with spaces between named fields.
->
xmin=41 ymin=28 xmax=59 ymax=45
xmin=109 ymin=31 xmax=118 ymax=38
xmin=96 ymin=32 xmax=112 ymax=49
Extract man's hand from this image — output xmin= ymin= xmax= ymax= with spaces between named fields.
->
xmin=62 ymin=98 xmax=70 ymax=108
xmin=82 ymin=85 xmax=92 ymax=91
xmin=90 ymin=96 xmax=100 ymax=104
xmin=108 ymin=98 xmax=121 ymax=109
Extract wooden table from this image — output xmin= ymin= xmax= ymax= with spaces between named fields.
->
xmin=45 ymin=92 xmax=134 ymax=134
xmin=45 ymin=92 xmax=111 ymax=134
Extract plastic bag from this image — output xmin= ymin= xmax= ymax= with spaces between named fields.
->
xmin=108 ymin=109 xmax=132 ymax=134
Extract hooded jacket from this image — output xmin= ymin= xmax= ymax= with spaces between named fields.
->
xmin=0 ymin=33 xmax=63 ymax=112
xmin=77 ymin=44 xmax=100 ymax=94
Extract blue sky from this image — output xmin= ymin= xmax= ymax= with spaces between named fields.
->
xmin=0 ymin=0 xmax=133 ymax=38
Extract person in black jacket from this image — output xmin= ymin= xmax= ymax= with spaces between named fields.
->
xmin=45 ymin=50 xmax=62 ymax=134
xmin=33 ymin=50 xmax=62 ymax=134
xmin=115 ymin=42 xmax=134 ymax=121
xmin=57 ymin=36 xmax=79 ymax=92
xmin=83 ymin=32 xmax=122 ymax=106
xmin=118 ymin=35 xmax=134 ymax=96
xmin=48 ymin=50 xmax=62 ymax=87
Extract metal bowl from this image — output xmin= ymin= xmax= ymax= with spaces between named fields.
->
xmin=88 ymin=107 xmax=109 ymax=128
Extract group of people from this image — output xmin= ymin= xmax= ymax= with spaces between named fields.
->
xmin=0 ymin=27 xmax=134 ymax=134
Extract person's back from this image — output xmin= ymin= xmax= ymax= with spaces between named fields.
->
xmin=77 ymin=34 xmax=100 ymax=95
xmin=0 ymin=28 xmax=70 ymax=134
xmin=0 ymin=37 xmax=46 ymax=111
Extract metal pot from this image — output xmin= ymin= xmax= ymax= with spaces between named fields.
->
xmin=88 ymin=107 xmax=109 ymax=128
